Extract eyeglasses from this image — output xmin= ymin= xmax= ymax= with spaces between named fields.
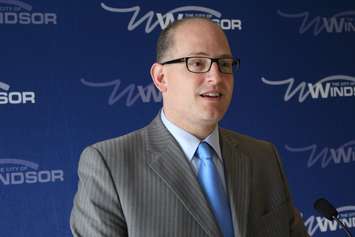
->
xmin=161 ymin=56 xmax=240 ymax=74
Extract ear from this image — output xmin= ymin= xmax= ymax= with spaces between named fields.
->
xmin=150 ymin=63 xmax=167 ymax=93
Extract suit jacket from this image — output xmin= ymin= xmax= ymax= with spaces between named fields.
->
xmin=70 ymin=114 xmax=309 ymax=237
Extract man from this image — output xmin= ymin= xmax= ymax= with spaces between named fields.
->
xmin=70 ymin=17 xmax=309 ymax=237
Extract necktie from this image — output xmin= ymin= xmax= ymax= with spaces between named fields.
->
xmin=196 ymin=142 xmax=234 ymax=237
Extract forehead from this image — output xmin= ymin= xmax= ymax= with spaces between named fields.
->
xmin=170 ymin=19 xmax=232 ymax=57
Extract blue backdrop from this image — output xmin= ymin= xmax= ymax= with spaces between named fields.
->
xmin=1 ymin=0 xmax=354 ymax=236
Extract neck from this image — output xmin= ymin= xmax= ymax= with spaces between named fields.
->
xmin=163 ymin=109 xmax=217 ymax=140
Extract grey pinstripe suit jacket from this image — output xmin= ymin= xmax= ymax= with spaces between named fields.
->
xmin=70 ymin=114 xmax=309 ymax=237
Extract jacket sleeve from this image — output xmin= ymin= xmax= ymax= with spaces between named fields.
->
xmin=70 ymin=146 xmax=128 ymax=237
xmin=271 ymin=144 xmax=310 ymax=237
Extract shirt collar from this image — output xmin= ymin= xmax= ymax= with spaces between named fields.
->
xmin=160 ymin=110 xmax=222 ymax=161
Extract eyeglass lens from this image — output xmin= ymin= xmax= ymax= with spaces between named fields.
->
xmin=186 ymin=57 xmax=234 ymax=73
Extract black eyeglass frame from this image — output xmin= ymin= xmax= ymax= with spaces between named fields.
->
xmin=160 ymin=56 xmax=240 ymax=74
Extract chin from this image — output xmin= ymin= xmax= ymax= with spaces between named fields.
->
xmin=199 ymin=113 xmax=223 ymax=125
xmin=207 ymin=108 xmax=226 ymax=119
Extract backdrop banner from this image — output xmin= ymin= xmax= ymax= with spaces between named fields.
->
xmin=1 ymin=0 xmax=354 ymax=236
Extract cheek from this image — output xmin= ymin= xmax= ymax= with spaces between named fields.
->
xmin=167 ymin=77 xmax=199 ymax=98
xmin=172 ymin=83 xmax=196 ymax=102
xmin=225 ymin=78 xmax=234 ymax=93
xmin=165 ymin=81 xmax=186 ymax=105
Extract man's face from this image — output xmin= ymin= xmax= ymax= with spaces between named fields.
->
xmin=159 ymin=20 xmax=234 ymax=134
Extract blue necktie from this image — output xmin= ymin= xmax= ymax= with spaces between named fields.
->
xmin=196 ymin=142 xmax=234 ymax=237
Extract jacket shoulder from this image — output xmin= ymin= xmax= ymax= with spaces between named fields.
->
xmin=221 ymin=128 xmax=274 ymax=153
xmin=83 ymin=126 xmax=148 ymax=163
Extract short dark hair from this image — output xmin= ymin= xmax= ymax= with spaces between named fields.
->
xmin=156 ymin=17 xmax=217 ymax=63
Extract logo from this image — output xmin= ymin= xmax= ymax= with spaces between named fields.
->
xmin=278 ymin=10 xmax=355 ymax=35
xmin=101 ymin=3 xmax=242 ymax=33
xmin=81 ymin=78 xmax=162 ymax=106
xmin=261 ymin=75 xmax=355 ymax=103
xmin=0 ymin=158 xmax=64 ymax=185
xmin=0 ymin=0 xmax=57 ymax=25
xmin=285 ymin=140 xmax=355 ymax=168
xmin=304 ymin=206 xmax=355 ymax=236
xmin=0 ymin=81 xmax=36 ymax=105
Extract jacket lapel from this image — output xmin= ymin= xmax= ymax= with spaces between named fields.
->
xmin=220 ymin=129 xmax=251 ymax=237
xmin=146 ymin=115 xmax=221 ymax=237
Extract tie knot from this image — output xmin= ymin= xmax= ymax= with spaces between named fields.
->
xmin=196 ymin=142 xmax=214 ymax=161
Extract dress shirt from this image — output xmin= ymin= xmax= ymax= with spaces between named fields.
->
xmin=160 ymin=110 xmax=227 ymax=191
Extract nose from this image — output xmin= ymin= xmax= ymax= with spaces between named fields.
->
xmin=206 ymin=62 xmax=223 ymax=84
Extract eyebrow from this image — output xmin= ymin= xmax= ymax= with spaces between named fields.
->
xmin=187 ymin=52 xmax=233 ymax=58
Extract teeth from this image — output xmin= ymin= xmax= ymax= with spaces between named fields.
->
xmin=202 ymin=93 xmax=220 ymax=97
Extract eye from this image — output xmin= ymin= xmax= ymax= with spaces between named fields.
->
xmin=188 ymin=58 xmax=206 ymax=69
xmin=219 ymin=59 xmax=232 ymax=68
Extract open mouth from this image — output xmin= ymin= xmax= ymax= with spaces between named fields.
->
xmin=200 ymin=92 xmax=222 ymax=98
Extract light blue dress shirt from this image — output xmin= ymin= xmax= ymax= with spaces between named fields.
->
xmin=160 ymin=110 xmax=227 ymax=191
